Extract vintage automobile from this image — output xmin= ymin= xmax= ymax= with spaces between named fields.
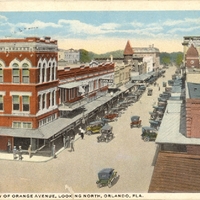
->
xmin=103 ymin=112 xmax=119 ymax=122
xmin=96 ymin=168 xmax=118 ymax=188
xmin=86 ymin=120 xmax=105 ymax=135
xmin=149 ymin=111 xmax=157 ymax=120
xmin=162 ymin=82 xmax=167 ymax=87
xmin=138 ymin=84 xmax=146 ymax=91
xmin=149 ymin=119 xmax=161 ymax=130
xmin=130 ymin=115 xmax=142 ymax=128
xmin=147 ymin=88 xmax=153 ymax=96
xmin=97 ymin=124 xmax=114 ymax=143
xmin=141 ymin=126 xmax=158 ymax=142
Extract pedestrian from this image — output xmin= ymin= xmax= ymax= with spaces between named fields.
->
xmin=70 ymin=137 xmax=74 ymax=152
xmin=7 ymin=140 xmax=11 ymax=153
xmin=79 ymin=127 xmax=85 ymax=139
xmin=158 ymin=86 xmax=160 ymax=91
xmin=13 ymin=146 xmax=17 ymax=160
xmin=66 ymin=136 xmax=70 ymax=148
xmin=52 ymin=144 xmax=56 ymax=158
xmin=63 ymin=135 xmax=66 ymax=148
xmin=28 ymin=145 xmax=32 ymax=158
xmin=18 ymin=146 xmax=23 ymax=160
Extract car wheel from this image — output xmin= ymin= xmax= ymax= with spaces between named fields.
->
xmin=144 ymin=136 xmax=150 ymax=142
xmin=108 ymin=182 xmax=112 ymax=188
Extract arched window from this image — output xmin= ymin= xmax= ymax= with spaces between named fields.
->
xmin=22 ymin=63 xmax=29 ymax=83
xmin=12 ymin=63 xmax=20 ymax=83
xmin=42 ymin=63 xmax=45 ymax=82
xmin=52 ymin=63 xmax=55 ymax=81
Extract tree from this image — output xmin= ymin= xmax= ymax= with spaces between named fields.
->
xmin=79 ymin=49 xmax=91 ymax=63
xmin=175 ymin=53 xmax=183 ymax=67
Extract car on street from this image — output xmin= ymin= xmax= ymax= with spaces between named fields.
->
xmin=130 ymin=115 xmax=142 ymax=128
xmin=96 ymin=168 xmax=118 ymax=188
xmin=147 ymin=88 xmax=153 ymax=96
xmin=97 ymin=124 xmax=114 ymax=143
xmin=141 ymin=126 xmax=157 ymax=142
xmin=86 ymin=120 xmax=104 ymax=135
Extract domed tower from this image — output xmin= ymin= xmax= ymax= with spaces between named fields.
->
xmin=186 ymin=44 xmax=199 ymax=68
xmin=123 ymin=40 xmax=133 ymax=64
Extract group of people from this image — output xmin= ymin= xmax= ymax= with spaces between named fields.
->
xmin=69 ymin=126 xmax=85 ymax=152
xmin=13 ymin=145 xmax=32 ymax=160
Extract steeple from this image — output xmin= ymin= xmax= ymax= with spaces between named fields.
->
xmin=124 ymin=40 xmax=134 ymax=55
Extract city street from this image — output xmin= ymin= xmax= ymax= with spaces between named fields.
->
xmin=0 ymin=66 xmax=176 ymax=193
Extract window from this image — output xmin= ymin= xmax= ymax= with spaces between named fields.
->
xmin=0 ymin=67 xmax=3 ymax=83
xmin=42 ymin=93 xmax=46 ymax=109
xmin=13 ymin=122 xmax=32 ymax=129
xmin=13 ymin=122 xmax=21 ymax=128
xmin=0 ymin=95 xmax=3 ymax=110
xmin=13 ymin=95 xmax=19 ymax=110
xmin=52 ymin=91 xmax=55 ymax=106
xmin=13 ymin=68 xmax=20 ymax=83
xmin=23 ymin=122 xmax=32 ymax=129
xmin=22 ymin=63 xmax=29 ymax=83
xmin=22 ymin=96 xmax=29 ymax=111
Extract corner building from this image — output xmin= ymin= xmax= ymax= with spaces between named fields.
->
xmin=0 ymin=37 xmax=59 ymax=151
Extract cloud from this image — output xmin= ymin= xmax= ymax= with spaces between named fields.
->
xmin=163 ymin=17 xmax=200 ymax=27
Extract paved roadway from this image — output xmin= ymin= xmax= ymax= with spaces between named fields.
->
xmin=0 ymin=66 xmax=176 ymax=193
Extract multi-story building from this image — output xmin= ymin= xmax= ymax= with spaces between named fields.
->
xmin=58 ymin=48 xmax=80 ymax=65
xmin=132 ymin=44 xmax=160 ymax=70
xmin=57 ymin=60 xmax=115 ymax=114
xmin=0 ymin=36 xmax=59 ymax=152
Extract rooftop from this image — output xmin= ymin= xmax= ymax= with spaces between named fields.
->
xmin=187 ymin=82 xmax=200 ymax=99
xmin=149 ymin=151 xmax=200 ymax=192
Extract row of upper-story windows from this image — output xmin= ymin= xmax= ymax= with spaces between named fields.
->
xmin=0 ymin=95 xmax=30 ymax=112
xmin=0 ymin=65 xmax=57 ymax=84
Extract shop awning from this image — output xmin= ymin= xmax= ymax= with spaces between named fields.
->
xmin=59 ymin=82 xmax=82 ymax=89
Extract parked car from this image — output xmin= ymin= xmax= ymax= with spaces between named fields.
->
xmin=97 ymin=124 xmax=114 ymax=143
xmin=104 ymin=112 xmax=119 ymax=122
xmin=141 ymin=126 xmax=157 ymax=142
xmin=130 ymin=115 xmax=142 ymax=128
xmin=138 ymin=84 xmax=146 ymax=91
xmin=96 ymin=168 xmax=118 ymax=188
xmin=86 ymin=120 xmax=104 ymax=135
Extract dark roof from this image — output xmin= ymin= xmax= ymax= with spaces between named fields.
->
xmin=187 ymin=82 xmax=200 ymax=98
xmin=131 ymin=116 xmax=140 ymax=121
xmin=149 ymin=152 xmax=200 ymax=192
xmin=124 ymin=40 xmax=134 ymax=55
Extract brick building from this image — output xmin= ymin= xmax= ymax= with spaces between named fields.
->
xmin=0 ymin=36 xmax=59 ymax=152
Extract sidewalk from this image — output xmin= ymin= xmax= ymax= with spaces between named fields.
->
xmin=0 ymin=134 xmax=82 ymax=163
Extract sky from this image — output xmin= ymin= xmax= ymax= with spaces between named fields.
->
xmin=0 ymin=10 xmax=200 ymax=53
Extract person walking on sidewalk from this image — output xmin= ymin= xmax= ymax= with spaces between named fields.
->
xmin=7 ymin=140 xmax=11 ymax=153
xmin=79 ymin=127 xmax=85 ymax=139
xmin=28 ymin=145 xmax=32 ymax=158
xmin=18 ymin=146 xmax=23 ymax=160
xmin=13 ymin=146 xmax=17 ymax=160
xmin=70 ymin=137 xmax=74 ymax=152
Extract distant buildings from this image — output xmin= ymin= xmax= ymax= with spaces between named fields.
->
xmin=58 ymin=48 xmax=80 ymax=66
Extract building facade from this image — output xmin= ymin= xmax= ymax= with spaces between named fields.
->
xmin=58 ymin=48 xmax=80 ymax=65
xmin=0 ymin=36 xmax=59 ymax=151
